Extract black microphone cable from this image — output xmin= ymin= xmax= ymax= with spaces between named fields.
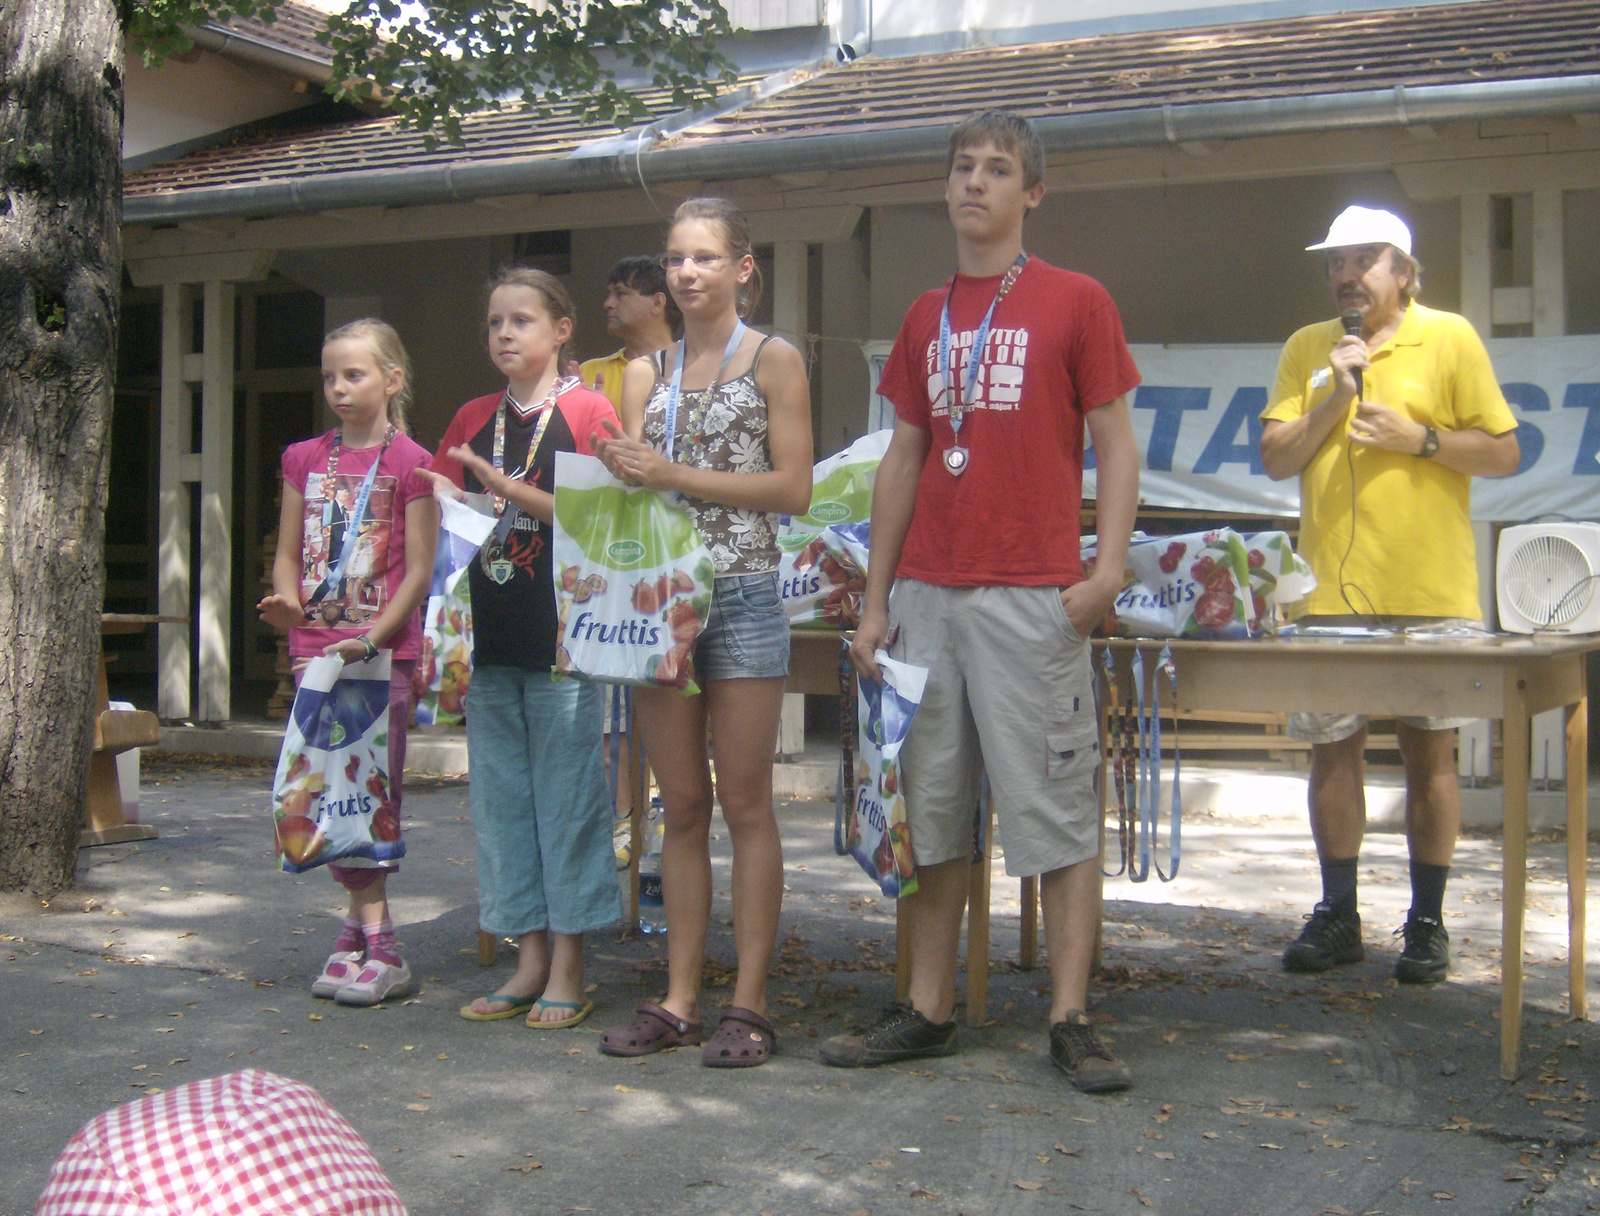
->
xmin=1334 ymin=310 xmax=1385 ymax=627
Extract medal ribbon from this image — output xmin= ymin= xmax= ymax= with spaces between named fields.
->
xmin=663 ymin=321 xmax=747 ymax=461
xmin=936 ymin=252 xmax=1028 ymax=462
xmin=484 ymin=379 xmax=567 ymax=565
xmin=306 ymin=425 xmax=394 ymax=608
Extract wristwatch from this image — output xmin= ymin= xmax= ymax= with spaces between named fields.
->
xmin=359 ymin=635 xmax=379 ymax=661
xmin=1418 ymin=425 xmax=1440 ymax=459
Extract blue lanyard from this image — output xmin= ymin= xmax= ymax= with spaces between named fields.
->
xmin=663 ymin=321 xmax=746 ymax=461
xmin=936 ymin=253 xmax=1027 ymax=445
xmin=308 ymin=426 xmax=393 ymax=606
xmin=1131 ymin=643 xmax=1182 ymax=883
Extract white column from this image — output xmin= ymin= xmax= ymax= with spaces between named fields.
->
xmin=1532 ymin=189 xmax=1566 ymax=338
xmin=1459 ymin=193 xmax=1492 ymax=335
xmin=157 ymin=284 xmax=193 ymax=722
xmin=198 ymin=280 xmax=236 ymax=724
xmin=1529 ymin=191 xmax=1567 ymax=778
xmin=772 ymin=239 xmax=809 ymax=348
xmin=1458 ymin=194 xmax=1496 ymax=780
xmin=772 ymin=239 xmax=810 ymax=758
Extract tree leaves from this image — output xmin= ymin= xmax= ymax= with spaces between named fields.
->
xmin=126 ymin=0 xmax=739 ymax=150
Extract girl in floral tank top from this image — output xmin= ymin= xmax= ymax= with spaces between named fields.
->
xmin=639 ymin=334 xmax=781 ymax=573
xmin=595 ymin=198 xmax=814 ymax=1069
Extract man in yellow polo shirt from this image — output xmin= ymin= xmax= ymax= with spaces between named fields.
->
xmin=1260 ymin=205 xmax=1520 ymax=984
xmin=579 ymin=255 xmax=677 ymax=405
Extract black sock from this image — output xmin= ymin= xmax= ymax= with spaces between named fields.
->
xmin=1409 ymin=861 xmax=1450 ymax=922
xmin=1320 ymin=857 xmax=1359 ymax=913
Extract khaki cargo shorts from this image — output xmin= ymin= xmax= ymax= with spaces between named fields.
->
xmin=888 ymin=579 xmax=1100 ymax=878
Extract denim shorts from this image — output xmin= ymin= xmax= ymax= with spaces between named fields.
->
xmin=693 ymin=572 xmax=790 ymax=683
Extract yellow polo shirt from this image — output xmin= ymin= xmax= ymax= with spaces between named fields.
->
xmin=578 ymin=349 xmax=630 ymax=408
xmin=1261 ymin=302 xmax=1517 ymax=619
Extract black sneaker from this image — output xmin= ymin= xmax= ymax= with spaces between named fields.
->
xmin=818 ymin=1002 xmax=958 ymax=1068
xmin=1282 ymin=900 xmax=1364 ymax=973
xmin=1050 ymin=1015 xmax=1131 ymax=1093
xmin=1394 ymin=914 xmax=1450 ymax=984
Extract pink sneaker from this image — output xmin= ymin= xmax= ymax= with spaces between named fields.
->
xmin=311 ymin=951 xmax=364 ymax=1000
xmin=334 ymin=958 xmax=413 ymax=1006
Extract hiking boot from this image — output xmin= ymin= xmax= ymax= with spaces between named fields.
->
xmin=818 ymin=1002 xmax=958 ymax=1068
xmin=1394 ymin=914 xmax=1450 ymax=984
xmin=1282 ymin=900 xmax=1364 ymax=973
xmin=1050 ymin=1015 xmax=1131 ymax=1094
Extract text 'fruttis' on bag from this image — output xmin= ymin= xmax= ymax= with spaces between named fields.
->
xmin=842 ymin=652 xmax=927 ymax=898
xmin=272 ymin=653 xmax=401 ymax=874
xmin=552 ymin=451 xmax=715 ymax=693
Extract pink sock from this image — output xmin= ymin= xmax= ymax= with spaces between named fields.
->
xmin=334 ymin=915 xmax=364 ymax=956
xmin=363 ymin=919 xmax=401 ymax=967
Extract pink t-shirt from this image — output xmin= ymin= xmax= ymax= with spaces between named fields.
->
xmin=281 ymin=430 xmax=433 ymax=659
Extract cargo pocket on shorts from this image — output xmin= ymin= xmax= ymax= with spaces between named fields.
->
xmin=1046 ymin=719 xmax=1099 ymax=781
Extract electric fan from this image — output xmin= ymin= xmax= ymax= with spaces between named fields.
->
xmin=1496 ymin=522 xmax=1600 ymax=634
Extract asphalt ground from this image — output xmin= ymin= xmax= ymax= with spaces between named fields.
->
xmin=2 ymin=754 xmax=1597 ymax=1216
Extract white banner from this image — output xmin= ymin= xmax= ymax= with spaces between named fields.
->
xmin=1080 ymin=335 xmax=1600 ymax=522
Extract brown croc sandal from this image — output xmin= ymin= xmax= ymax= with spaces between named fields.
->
xmin=598 ymin=1001 xmax=702 ymax=1057
xmin=702 ymin=1007 xmax=777 ymax=1068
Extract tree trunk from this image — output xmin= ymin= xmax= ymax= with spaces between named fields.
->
xmin=0 ymin=0 xmax=123 ymax=894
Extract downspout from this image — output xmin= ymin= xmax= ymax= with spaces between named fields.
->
xmin=124 ymin=73 xmax=1600 ymax=225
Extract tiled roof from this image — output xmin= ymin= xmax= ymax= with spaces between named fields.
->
xmin=125 ymin=87 xmax=703 ymax=197
xmin=126 ymin=0 xmax=1600 ymax=200
xmin=216 ymin=0 xmax=335 ymax=64
xmin=673 ymin=0 xmax=1600 ymax=148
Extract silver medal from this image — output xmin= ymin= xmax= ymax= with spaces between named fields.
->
xmin=943 ymin=446 xmax=969 ymax=475
xmin=488 ymin=559 xmax=514 ymax=585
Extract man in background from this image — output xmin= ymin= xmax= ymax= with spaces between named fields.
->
xmin=580 ymin=255 xmax=678 ymax=404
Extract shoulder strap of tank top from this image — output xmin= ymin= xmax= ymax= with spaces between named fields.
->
xmin=749 ymin=333 xmax=778 ymax=379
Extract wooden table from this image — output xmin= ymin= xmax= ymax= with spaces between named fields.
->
xmin=1097 ymin=633 xmax=1598 ymax=1080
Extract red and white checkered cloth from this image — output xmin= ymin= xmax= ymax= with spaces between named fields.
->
xmin=35 ymin=1069 xmax=406 ymax=1215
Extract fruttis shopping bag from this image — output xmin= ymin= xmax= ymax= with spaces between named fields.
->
xmin=1083 ymin=528 xmax=1316 ymax=639
xmin=777 ymin=430 xmax=890 ymax=630
xmin=271 ymin=653 xmax=400 ymax=873
xmin=841 ymin=653 xmax=927 ymax=898
xmin=415 ymin=493 xmax=494 ymax=726
xmin=552 ymin=452 xmax=715 ymax=692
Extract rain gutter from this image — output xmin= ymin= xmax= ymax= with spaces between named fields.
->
xmin=123 ymin=73 xmax=1600 ymax=225
xmin=184 ymin=24 xmax=335 ymax=86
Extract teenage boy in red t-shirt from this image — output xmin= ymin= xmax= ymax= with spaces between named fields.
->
xmin=821 ymin=111 xmax=1142 ymax=1092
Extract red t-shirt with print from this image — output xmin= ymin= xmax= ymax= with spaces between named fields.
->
xmin=876 ymin=256 xmax=1141 ymax=587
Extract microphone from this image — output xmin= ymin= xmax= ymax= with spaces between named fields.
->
xmin=1340 ymin=309 xmax=1363 ymax=399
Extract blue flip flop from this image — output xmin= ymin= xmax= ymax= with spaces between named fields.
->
xmin=525 ymin=997 xmax=595 ymax=1029
xmin=459 ymin=992 xmax=536 ymax=1022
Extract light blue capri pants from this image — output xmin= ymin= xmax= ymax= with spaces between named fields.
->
xmin=467 ymin=666 xmax=622 ymax=937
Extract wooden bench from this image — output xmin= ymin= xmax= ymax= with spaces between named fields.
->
xmin=81 ymin=616 xmax=172 ymax=848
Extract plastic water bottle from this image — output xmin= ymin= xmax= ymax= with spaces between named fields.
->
xmin=638 ymin=796 xmax=667 ymax=935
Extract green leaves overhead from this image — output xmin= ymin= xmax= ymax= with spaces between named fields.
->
xmin=125 ymin=1 xmax=739 ymax=150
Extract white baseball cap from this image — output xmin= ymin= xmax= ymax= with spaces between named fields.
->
xmin=1306 ymin=205 xmax=1412 ymax=255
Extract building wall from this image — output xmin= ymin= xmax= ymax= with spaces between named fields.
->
xmin=865 ymin=0 xmax=1500 ymax=51
xmin=869 ymin=171 xmax=1462 ymax=346
xmin=123 ymin=50 xmax=320 ymax=161
xmin=1567 ymin=188 xmax=1600 ymax=336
